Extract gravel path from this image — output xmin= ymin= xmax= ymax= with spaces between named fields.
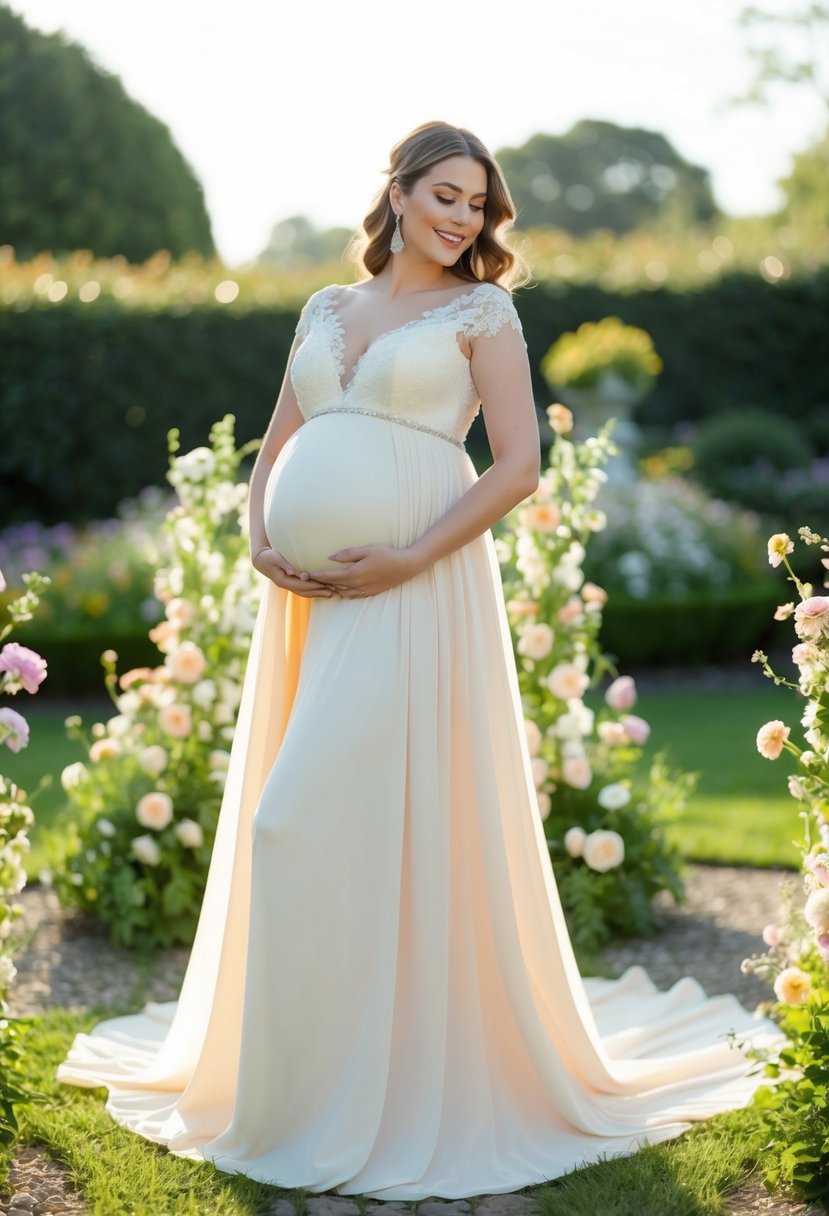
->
xmin=1 ymin=867 xmax=824 ymax=1216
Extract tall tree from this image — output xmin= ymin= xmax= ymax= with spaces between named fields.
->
xmin=0 ymin=4 xmax=215 ymax=262
xmin=496 ymin=120 xmax=720 ymax=235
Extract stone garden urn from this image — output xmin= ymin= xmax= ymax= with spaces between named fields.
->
xmin=557 ymin=371 xmax=646 ymax=484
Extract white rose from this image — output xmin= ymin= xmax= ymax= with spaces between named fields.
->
xmin=531 ymin=758 xmax=549 ymax=789
xmin=191 ymin=679 xmax=217 ymax=709
xmin=583 ymin=829 xmax=625 ymax=872
xmin=138 ymin=745 xmax=168 ymax=777
xmin=562 ymin=755 xmax=592 ymax=790
xmin=517 ymin=623 xmax=555 ymax=660
xmin=105 ymin=713 xmax=132 ymax=738
xmin=96 ymin=817 xmax=116 ymax=837
xmin=546 ymin=664 xmax=590 ymax=702
xmin=0 ymin=955 xmax=17 ymax=986
xmin=174 ymin=818 xmax=204 ymax=848
xmin=564 ymin=826 xmax=587 ymax=858
xmin=208 ymin=749 xmax=231 ymax=772
xmin=60 ymin=761 xmax=89 ymax=791
xmin=524 ymin=718 xmax=542 ymax=756
xmin=536 ymin=792 xmax=552 ymax=820
xmin=136 ymin=792 xmax=174 ymax=831
xmin=196 ymin=720 xmax=213 ymax=741
xmin=597 ymin=783 xmax=631 ymax=811
xmin=167 ymin=641 xmax=208 ymax=685
xmin=131 ymin=834 xmax=161 ymax=866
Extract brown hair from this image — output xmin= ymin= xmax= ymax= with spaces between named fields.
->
xmin=347 ymin=121 xmax=528 ymax=292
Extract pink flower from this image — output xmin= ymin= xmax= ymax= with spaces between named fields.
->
xmin=581 ymin=582 xmax=607 ymax=606
xmin=564 ymin=826 xmax=586 ymax=857
xmin=792 ymin=642 xmax=818 ymax=667
xmin=756 ymin=719 xmax=790 ymax=760
xmin=621 ymin=714 xmax=650 ymax=745
xmin=136 ymin=791 xmax=174 ymax=831
xmin=562 ymin=754 xmax=592 ymax=789
xmin=158 ymin=703 xmax=192 ymax=739
xmin=531 ymin=757 xmax=549 ymax=788
xmin=794 ymin=596 xmax=829 ymax=640
xmin=524 ymin=719 xmax=542 ymax=756
xmin=583 ymin=829 xmax=625 ymax=872
xmin=546 ymin=664 xmax=589 ymax=701
xmin=0 ymin=643 xmax=47 ymax=694
xmin=557 ymin=597 xmax=585 ymax=625
xmin=774 ymin=602 xmax=795 ymax=621
xmin=0 ymin=706 xmax=30 ymax=752
xmin=762 ymin=924 xmax=783 ymax=947
xmin=520 ymin=502 xmax=561 ymax=533
xmin=605 ymin=675 xmax=636 ymax=711
xmin=598 ymin=720 xmax=628 ymax=746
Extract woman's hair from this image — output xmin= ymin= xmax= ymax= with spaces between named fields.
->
xmin=347 ymin=121 xmax=528 ymax=292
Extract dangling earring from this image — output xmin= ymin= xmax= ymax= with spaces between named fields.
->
xmin=390 ymin=211 xmax=405 ymax=254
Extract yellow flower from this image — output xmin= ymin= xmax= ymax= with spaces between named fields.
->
xmin=767 ymin=533 xmax=794 ymax=568
xmin=773 ymin=967 xmax=811 ymax=1005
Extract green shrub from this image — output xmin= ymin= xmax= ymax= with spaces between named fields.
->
xmin=691 ymin=408 xmax=814 ymax=497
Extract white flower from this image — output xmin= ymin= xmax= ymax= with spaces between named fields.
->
xmin=583 ymin=829 xmax=625 ymax=872
xmin=138 ymin=745 xmax=168 ymax=777
xmin=208 ymin=749 xmax=231 ymax=772
xmin=174 ymin=818 xmax=204 ymax=848
xmin=805 ymin=887 xmax=829 ymax=929
xmin=0 ymin=955 xmax=18 ymax=987
xmin=524 ymin=719 xmax=542 ymax=756
xmin=517 ymin=623 xmax=555 ymax=660
xmin=191 ymin=679 xmax=217 ymax=708
xmin=597 ymin=783 xmax=631 ymax=811
xmin=167 ymin=641 xmax=208 ymax=684
xmin=564 ymin=826 xmax=586 ymax=858
xmin=562 ymin=755 xmax=592 ymax=789
xmin=105 ymin=713 xmax=132 ymax=738
xmin=131 ymin=835 xmax=161 ymax=866
xmin=96 ymin=817 xmax=116 ymax=837
xmin=60 ymin=761 xmax=89 ymax=791
xmin=531 ymin=758 xmax=549 ymax=788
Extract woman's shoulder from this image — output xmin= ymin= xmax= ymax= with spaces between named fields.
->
xmin=457 ymin=279 xmax=524 ymax=341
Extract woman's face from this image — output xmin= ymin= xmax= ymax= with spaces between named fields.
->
xmin=391 ymin=155 xmax=488 ymax=269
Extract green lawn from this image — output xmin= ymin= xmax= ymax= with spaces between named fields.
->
xmin=2 ymin=684 xmax=804 ymax=880
xmin=636 ymin=685 xmax=800 ymax=869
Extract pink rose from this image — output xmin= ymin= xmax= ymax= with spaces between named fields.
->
xmin=762 ymin=924 xmax=783 ymax=947
xmin=794 ymin=596 xmax=829 ymax=640
xmin=0 ymin=643 xmax=47 ymax=694
xmin=0 ymin=706 xmax=29 ymax=752
xmin=605 ymin=675 xmax=636 ymax=711
xmin=621 ymin=714 xmax=650 ymax=745
xmin=598 ymin=720 xmax=628 ymax=746
xmin=562 ymin=754 xmax=592 ymax=789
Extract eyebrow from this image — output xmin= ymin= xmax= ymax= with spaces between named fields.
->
xmin=433 ymin=180 xmax=488 ymax=200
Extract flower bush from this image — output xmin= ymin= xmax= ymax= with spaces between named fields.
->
xmin=495 ymin=407 xmax=690 ymax=955
xmin=540 ymin=316 xmax=663 ymax=393
xmin=0 ymin=566 xmax=50 ymax=1148
xmin=582 ymin=476 xmax=771 ymax=601
xmin=53 ymin=415 xmax=263 ymax=949
xmin=0 ymin=488 xmax=168 ymax=639
xmin=735 ymin=526 xmax=829 ymax=1200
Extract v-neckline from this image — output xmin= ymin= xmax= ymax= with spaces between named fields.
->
xmin=324 ymin=282 xmax=487 ymax=394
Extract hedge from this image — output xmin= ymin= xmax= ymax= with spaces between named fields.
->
xmin=2 ymin=267 xmax=827 ymax=525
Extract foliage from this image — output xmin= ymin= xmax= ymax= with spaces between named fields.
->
xmin=0 ymin=567 xmax=51 ymax=1148
xmin=53 ymin=416 xmax=262 ymax=949
xmin=259 ymin=215 xmax=355 ymax=271
xmin=495 ymin=408 xmax=688 ymax=953
xmin=495 ymin=120 xmax=720 ymax=235
xmin=776 ymin=122 xmax=829 ymax=241
xmin=0 ymin=5 xmax=215 ymax=261
xmin=735 ymin=525 xmax=829 ymax=1199
xmin=540 ymin=315 xmax=663 ymax=392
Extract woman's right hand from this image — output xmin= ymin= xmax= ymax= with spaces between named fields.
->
xmin=252 ymin=547 xmax=336 ymax=598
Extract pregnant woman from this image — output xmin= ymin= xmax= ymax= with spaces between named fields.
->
xmin=57 ymin=121 xmax=777 ymax=1199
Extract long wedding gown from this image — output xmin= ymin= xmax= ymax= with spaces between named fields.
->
xmin=56 ymin=282 xmax=777 ymax=1199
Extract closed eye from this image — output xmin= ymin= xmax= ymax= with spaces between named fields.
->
xmin=437 ymin=196 xmax=485 ymax=213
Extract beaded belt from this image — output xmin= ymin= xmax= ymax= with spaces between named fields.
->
xmin=308 ymin=406 xmax=465 ymax=450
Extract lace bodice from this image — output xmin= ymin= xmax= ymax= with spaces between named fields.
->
xmin=289 ymin=281 xmax=525 ymax=448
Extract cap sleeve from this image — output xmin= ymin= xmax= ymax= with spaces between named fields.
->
xmin=460 ymin=283 xmax=526 ymax=347
xmin=294 ymin=286 xmax=331 ymax=342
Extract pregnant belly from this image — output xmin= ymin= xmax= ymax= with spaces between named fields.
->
xmin=264 ymin=414 xmax=400 ymax=573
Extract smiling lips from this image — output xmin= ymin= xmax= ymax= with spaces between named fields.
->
xmin=434 ymin=229 xmax=465 ymax=248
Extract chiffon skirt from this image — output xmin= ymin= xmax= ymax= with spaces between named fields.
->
xmin=56 ymin=415 xmax=779 ymax=1199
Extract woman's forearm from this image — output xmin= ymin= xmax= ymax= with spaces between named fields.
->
xmin=407 ymin=456 xmax=539 ymax=574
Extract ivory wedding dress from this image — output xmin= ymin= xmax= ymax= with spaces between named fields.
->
xmin=56 ymin=282 xmax=777 ymax=1200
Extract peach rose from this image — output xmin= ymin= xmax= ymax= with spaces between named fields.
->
xmin=536 ymin=792 xmax=552 ymax=820
xmin=506 ymin=599 xmax=539 ymax=617
xmin=583 ymin=829 xmax=625 ymax=873
xmin=159 ymin=703 xmax=192 ymax=739
xmin=562 ymin=755 xmax=592 ymax=790
xmin=773 ymin=966 xmax=811 ymax=1005
xmin=524 ymin=719 xmax=542 ymax=756
xmin=165 ymin=597 xmax=196 ymax=628
xmin=138 ymin=745 xmax=168 ymax=777
xmin=547 ymin=664 xmax=590 ymax=701
xmin=547 ymin=403 xmax=574 ymax=435
xmin=136 ymin=791 xmax=174 ymax=831
xmin=148 ymin=618 xmax=178 ymax=652
xmin=167 ymin=641 xmax=207 ymax=684
xmin=517 ymin=623 xmax=555 ymax=660
xmin=557 ymin=597 xmax=584 ymax=625
xmin=521 ymin=502 xmax=561 ymax=533
xmin=605 ymin=675 xmax=636 ymax=710
xmin=756 ymin=719 xmax=790 ymax=760
xmin=531 ymin=757 xmax=549 ymax=788
xmin=598 ymin=720 xmax=628 ymax=746
xmin=794 ymin=596 xmax=829 ymax=640
xmin=762 ymin=924 xmax=783 ymax=947
xmin=89 ymin=737 xmax=121 ymax=762
xmin=581 ymin=582 xmax=607 ymax=606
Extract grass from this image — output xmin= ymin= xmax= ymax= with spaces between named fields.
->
xmin=636 ymin=684 xmax=800 ymax=870
xmin=0 ymin=1007 xmax=786 ymax=1216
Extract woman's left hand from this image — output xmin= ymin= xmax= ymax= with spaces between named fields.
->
xmin=308 ymin=545 xmax=421 ymax=598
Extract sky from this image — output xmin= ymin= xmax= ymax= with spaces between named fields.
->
xmin=7 ymin=0 xmax=827 ymax=267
